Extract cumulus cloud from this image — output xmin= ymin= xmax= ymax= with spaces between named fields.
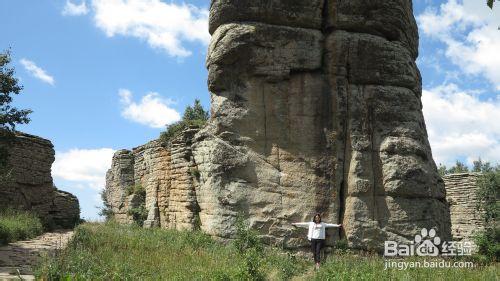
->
xmin=62 ymin=0 xmax=89 ymax=16
xmin=119 ymin=89 xmax=181 ymax=128
xmin=52 ymin=148 xmax=116 ymax=190
xmin=417 ymin=0 xmax=500 ymax=90
xmin=422 ymin=84 xmax=500 ymax=166
xmin=19 ymin=58 xmax=55 ymax=85
xmin=91 ymin=0 xmax=210 ymax=57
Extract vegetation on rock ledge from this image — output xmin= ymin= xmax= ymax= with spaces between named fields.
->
xmin=160 ymin=99 xmax=209 ymax=143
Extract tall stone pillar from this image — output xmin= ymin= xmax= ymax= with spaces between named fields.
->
xmin=193 ymin=0 xmax=451 ymax=250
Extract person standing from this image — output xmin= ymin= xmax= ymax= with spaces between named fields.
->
xmin=292 ymin=213 xmax=342 ymax=270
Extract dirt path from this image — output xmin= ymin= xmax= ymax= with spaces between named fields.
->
xmin=0 ymin=230 xmax=73 ymax=280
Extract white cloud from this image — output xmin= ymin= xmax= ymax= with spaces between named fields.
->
xmin=417 ymin=0 xmax=500 ymax=90
xmin=91 ymin=0 xmax=209 ymax=57
xmin=423 ymin=83 xmax=500 ymax=166
xmin=119 ymin=89 xmax=181 ymax=128
xmin=53 ymin=148 xmax=116 ymax=190
xmin=62 ymin=0 xmax=89 ymax=16
xmin=19 ymin=58 xmax=55 ymax=85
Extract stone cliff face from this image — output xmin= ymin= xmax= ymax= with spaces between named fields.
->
xmin=443 ymin=173 xmax=485 ymax=241
xmin=105 ymin=129 xmax=201 ymax=230
xmin=194 ymin=0 xmax=450 ymax=249
xmin=0 ymin=132 xmax=80 ymax=228
xmin=106 ymin=0 xmax=452 ymax=251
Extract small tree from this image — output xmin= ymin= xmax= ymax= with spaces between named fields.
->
xmin=1 ymin=50 xmax=32 ymax=131
xmin=473 ymin=158 xmax=493 ymax=173
xmin=487 ymin=0 xmax=496 ymax=9
xmin=1 ymin=50 xmax=32 ymax=180
xmin=159 ymin=99 xmax=209 ymax=143
xmin=447 ymin=160 xmax=469 ymax=174
xmin=98 ymin=189 xmax=114 ymax=221
xmin=183 ymin=99 xmax=209 ymax=122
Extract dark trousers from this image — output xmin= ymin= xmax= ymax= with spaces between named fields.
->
xmin=311 ymin=239 xmax=325 ymax=263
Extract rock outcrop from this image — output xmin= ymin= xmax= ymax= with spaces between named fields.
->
xmin=106 ymin=1 xmax=452 ymax=251
xmin=105 ymin=129 xmax=201 ymax=230
xmin=443 ymin=173 xmax=485 ymax=241
xmin=0 ymin=132 xmax=80 ymax=229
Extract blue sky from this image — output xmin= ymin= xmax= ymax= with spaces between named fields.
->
xmin=1 ymin=0 xmax=499 ymax=220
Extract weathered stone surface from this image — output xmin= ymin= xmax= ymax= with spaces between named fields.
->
xmin=105 ymin=129 xmax=201 ymax=230
xmin=209 ymin=0 xmax=324 ymax=34
xmin=0 ymin=132 xmax=80 ymax=229
xmin=104 ymin=149 xmax=135 ymax=224
xmin=50 ymin=190 xmax=80 ymax=228
xmin=106 ymin=1 xmax=453 ymax=251
xmin=195 ymin=0 xmax=450 ymax=251
xmin=326 ymin=0 xmax=419 ymax=58
xmin=443 ymin=173 xmax=485 ymax=241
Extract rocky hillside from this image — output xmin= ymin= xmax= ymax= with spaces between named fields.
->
xmin=105 ymin=0 xmax=453 ymax=251
xmin=0 ymin=132 xmax=80 ymax=229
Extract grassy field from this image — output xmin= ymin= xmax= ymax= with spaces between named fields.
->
xmin=35 ymin=223 xmax=499 ymax=280
xmin=0 ymin=208 xmax=43 ymax=245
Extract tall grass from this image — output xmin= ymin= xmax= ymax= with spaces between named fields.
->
xmin=35 ymin=222 xmax=309 ymax=280
xmin=0 ymin=208 xmax=43 ymax=245
xmin=35 ymin=223 xmax=499 ymax=280
xmin=312 ymin=253 xmax=499 ymax=281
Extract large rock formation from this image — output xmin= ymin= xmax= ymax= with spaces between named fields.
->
xmin=0 ymin=132 xmax=80 ymax=229
xmin=443 ymin=173 xmax=485 ymax=241
xmin=105 ymin=0 xmax=452 ymax=251
xmin=194 ymin=0 xmax=450 ymax=250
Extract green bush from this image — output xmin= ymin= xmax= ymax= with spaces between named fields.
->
xmin=124 ymin=184 xmax=147 ymax=226
xmin=233 ymin=214 xmax=263 ymax=254
xmin=160 ymin=99 xmax=209 ymax=143
xmin=0 ymin=208 xmax=43 ymax=245
xmin=474 ymin=164 xmax=500 ymax=262
xmin=98 ymin=189 xmax=114 ymax=221
xmin=128 ymin=205 xmax=148 ymax=227
xmin=125 ymin=183 xmax=145 ymax=196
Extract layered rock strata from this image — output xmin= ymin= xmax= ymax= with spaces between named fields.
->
xmin=0 ymin=132 xmax=80 ymax=228
xmin=106 ymin=0 xmax=452 ymax=251
xmin=443 ymin=173 xmax=485 ymax=241
xmin=105 ymin=129 xmax=201 ymax=230
xmin=195 ymin=0 xmax=451 ymax=250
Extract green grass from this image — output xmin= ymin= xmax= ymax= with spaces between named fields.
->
xmin=0 ymin=208 xmax=43 ymax=245
xmin=312 ymin=253 xmax=499 ymax=281
xmin=35 ymin=223 xmax=499 ymax=280
xmin=35 ymin=222 xmax=309 ymax=280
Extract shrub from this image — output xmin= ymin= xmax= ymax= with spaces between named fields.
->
xmin=128 ymin=205 xmax=147 ymax=227
xmin=125 ymin=183 xmax=145 ymax=196
xmin=160 ymin=99 xmax=209 ymax=143
xmin=474 ymin=164 xmax=500 ymax=262
xmin=334 ymin=238 xmax=349 ymax=251
xmin=124 ymin=184 xmax=147 ymax=226
xmin=233 ymin=214 xmax=263 ymax=254
xmin=98 ymin=189 xmax=114 ymax=221
xmin=232 ymin=214 xmax=266 ymax=280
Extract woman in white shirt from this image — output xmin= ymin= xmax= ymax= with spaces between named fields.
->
xmin=292 ymin=213 xmax=342 ymax=269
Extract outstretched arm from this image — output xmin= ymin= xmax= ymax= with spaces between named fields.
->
xmin=324 ymin=223 xmax=342 ymax=228
xmin=291 ymin=222 xmax=310 ymax=228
